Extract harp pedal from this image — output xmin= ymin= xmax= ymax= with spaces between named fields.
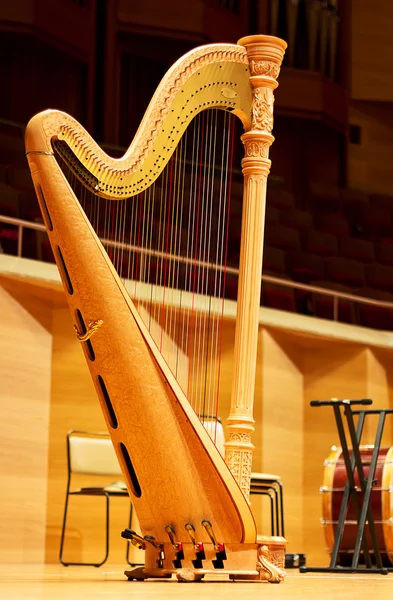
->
xmin=165 ymin=525 xmax=184 ymax=568
xmin=156 ymin=546 xmax=165 ymax=569
xmin=185 ymin=522 xmax=206 ymax=568
xmin=144 ymin=535 xmax=165 ymax=568
xmin=120 ymin=529 xmax=146 ymax=550
xmin=201 ymin=519 xmax=227 ymax=569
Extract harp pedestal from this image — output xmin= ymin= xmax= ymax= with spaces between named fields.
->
xmin=124 ymin=536 xmax=286 ymax=582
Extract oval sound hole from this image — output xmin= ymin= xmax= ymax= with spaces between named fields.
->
xmin=55 ymin=246 xmax=73 ymax=295
xmin=119 ymin=443 xmax=142 ymax=498
xmin=97 ymin=375 xmax=118 ymax=429
xmin=75 ymin=309 xmax=95 ymax=361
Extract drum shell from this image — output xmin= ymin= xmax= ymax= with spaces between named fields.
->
xmin=322 ymin=446 xmax=393 ymax=566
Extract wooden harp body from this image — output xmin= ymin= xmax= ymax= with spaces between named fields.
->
xmin=25 ymin=35 xmax=287 ymax=582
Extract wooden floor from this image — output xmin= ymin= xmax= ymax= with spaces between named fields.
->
xmin=1 ymin=564 xmax=392 ymax=600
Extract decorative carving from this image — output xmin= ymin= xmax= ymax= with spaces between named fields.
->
xmin=251 ymin=88 xmax=274 ymax=133
xmin=250 ymin=60 xmax=281 ymax=79
xmin=241 ymin=450 xmax=253 ymax=497
xmin=243 ymin=140 xmax=270 ymax=158
xmin=228 ymin=432 xmax=252 ymax=444
xmin=225 ymin=437 xmax=253 ymax=498
xmin=225 ymin=449 xmax=240 ymax=480
xmin=256 ymin=545 xmax=286 ymax=583
xmin=51 ymin=44 xmax=249 ymax=190
xmin=74 ymin=319 xmax=103 ymax=342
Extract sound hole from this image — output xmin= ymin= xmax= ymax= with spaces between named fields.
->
xmin=56 ymin=246 xmax=73 ymax=295
xmin=119 ymin=443 xmax=142 ymax=498
xmin=97 ymin=375 xmax=118 ymax=429
xmin=36 ymin=184 xmax=53 ymax=231
xmin=75 ymin=309 xmax=95 ymax=361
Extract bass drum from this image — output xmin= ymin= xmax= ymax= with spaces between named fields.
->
xmin=321 ymin=445 xmax=393 ymax=566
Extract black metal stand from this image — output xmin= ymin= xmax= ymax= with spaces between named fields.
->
xmin=300 ymin=398 xmax=393 ymax=575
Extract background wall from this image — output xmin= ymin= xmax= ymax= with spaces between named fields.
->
xmin=1 ymin=273 xmax=393 ymax=567
xmin=0 ymin=279 xmax=52 ymax=563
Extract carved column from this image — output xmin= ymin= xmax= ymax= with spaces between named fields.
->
xmin=225 ymin=36 xmax=286 ymax=500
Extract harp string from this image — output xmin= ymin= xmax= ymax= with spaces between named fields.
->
xmin=54 ymin=109 xmax=238 ymax=449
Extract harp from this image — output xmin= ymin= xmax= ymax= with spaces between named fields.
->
xmin=25 ymin=35 xmax=287 ymax=582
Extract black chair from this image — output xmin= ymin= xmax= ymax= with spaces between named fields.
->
xmin=250 ymin=473 xmax=285 ymax=537
xmin=59 ymin=430 xmax=141 ymax=567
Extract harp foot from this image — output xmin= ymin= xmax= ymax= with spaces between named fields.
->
xmin=124 ymin=567 xmax=171 ymax=581
xmin=256 ymin=536 xmax=287 ymax=583
xmin=176 ymin=569 xmax=205 ymax=582
xmin=125 ymin=538 xmax=287 ymax=582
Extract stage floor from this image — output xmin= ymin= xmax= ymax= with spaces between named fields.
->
xmin=0 ymin=564 xmax=392 ymax=600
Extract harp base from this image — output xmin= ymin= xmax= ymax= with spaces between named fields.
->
xmin=124 ymin=536 xmax=286 ymax=583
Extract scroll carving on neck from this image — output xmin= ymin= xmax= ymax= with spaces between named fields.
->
xmin=250 ymin=59 xmax=281 ymax=79
xmin=251 ymin=88 xmax=274 ymax=133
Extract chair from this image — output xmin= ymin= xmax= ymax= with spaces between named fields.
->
xmin=365 ymin=263 xmax=393 ymax=293
xmin=250 ymin=473 xmax=285 ymax=537
xmin=262 ymin=246 xmax=286 ymax=276
xmin=309 ymin=182 xmax=341 ymax=213
xmin=267 ymin=188 xmax=295 ymax=210
xmin=340 ymin=188 xmax=369 ymax=212
xmin=59 ymin=430 xmax=138 ymax=567
xmin=265 ymin=205 xmax=280 ymax=225
xmin=302 ymin=230 xmax=338 ymax=258
xmin=202 ymin=417 xmax=285 ymax=537
xmin=261 ymin=280 xmax=297 ymax=313
xmin=354 ymin=204 xmax=391 ymax=240
xmin=375 ymin=241 xmax=393 ymax=266
xmin=280 ymin=208 xmax=313 ymax=233
xmin=324 ymin=256 xmax=365 ymax=288
xmin=286 ymin=251 xmax=325 ymax=284
xmin=369 ymin=193 xmax=393 ymax=214
xmin=355 ymin=287 xmax=393 ymax=330
xmin=264 ymin=223 xmax=301 ymax=252
xmin=339 ymin=236 xmax=374 ymax=263
xmin=309 ymin=280 xmax=356 ymax=324
xmin=315 ymin=213 xmax=349 ymax=238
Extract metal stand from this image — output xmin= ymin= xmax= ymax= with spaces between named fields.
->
xmin=300 ymin=398 xmax=393 ymax=575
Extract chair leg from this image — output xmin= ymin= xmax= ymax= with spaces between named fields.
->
xmin=268 ymin=491 xmax=276 ymax=535
xmin=125 ymin=502 xmax=144 ymax=567
xmin=59 ymin=490 xmax=70 ymax=566
xmin=59 ymin=493 xmax=110 ymax=567
xmin=269 ymin=484 xmax=280 ymax=537
xmin=250 ymin=479 xmax=286 ymax=537
xmin=100 ymin=492 xmax=110 ymax=567
xmin=250 ymin=489 xmax=276 ymax=535
xmin=276 ymin=480 xmax=285 ymax=537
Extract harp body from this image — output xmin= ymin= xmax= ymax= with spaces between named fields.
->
xmin=25 ymin=35 xmax=287 ymax=582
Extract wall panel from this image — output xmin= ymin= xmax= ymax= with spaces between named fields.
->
xmin=0 ymin=284 xmax=52 ymax=563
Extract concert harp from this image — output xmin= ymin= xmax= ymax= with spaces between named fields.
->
xmin=25 ymin=35 xmax=287 ymax=582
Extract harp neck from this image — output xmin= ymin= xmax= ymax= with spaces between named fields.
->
xmin=26 ymin=43 xmax=252 ymax=199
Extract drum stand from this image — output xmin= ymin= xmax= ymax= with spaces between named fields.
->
xmin=300 ymin=398 xmax=393 ymax=575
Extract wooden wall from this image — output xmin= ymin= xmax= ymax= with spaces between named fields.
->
xmin=2 ymin=274 xmax=393 ymax=567
xmin=0 ymin=280 xmax=52 ymax=564
xmin=45 ymin=306 xmax=134 ymax=565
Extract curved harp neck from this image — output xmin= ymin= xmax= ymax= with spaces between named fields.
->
xmin=26 ymin=43 xmax=253 ymax=199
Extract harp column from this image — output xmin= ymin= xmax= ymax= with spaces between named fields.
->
xmin=225 ymin=35 xmax=286 ymax=500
